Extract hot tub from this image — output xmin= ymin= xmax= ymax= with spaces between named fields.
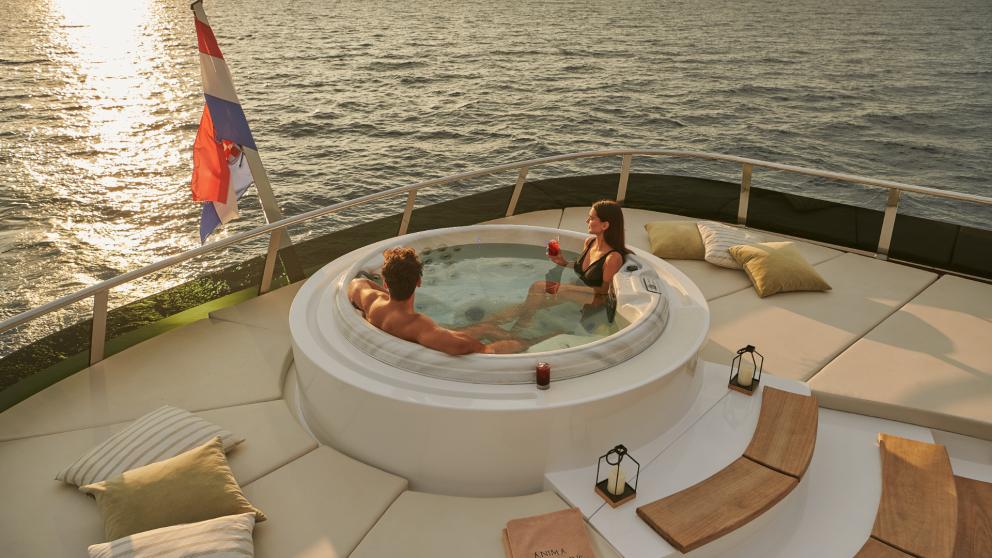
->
xmin=291 ymin=225 xmax=710 ymax=496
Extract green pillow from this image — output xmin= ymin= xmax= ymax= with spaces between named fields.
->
xmin=729 ymin=242 xmax=831 ymax=298
xmin=80 ymin=436 xmax=265 ymax=541
xmin=644 ymin=221 xmax=705 ymax=260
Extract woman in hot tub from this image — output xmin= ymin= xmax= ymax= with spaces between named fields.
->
xmin=490 ymin=200 xmax=630 ymax=331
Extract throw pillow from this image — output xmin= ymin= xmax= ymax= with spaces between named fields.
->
xmin=644 ymin=221 xmax=705 ymax=260
xmin=729 ymin=242 xmax=832 ymax=297
xmin=696 ymin=221 xmax=762 ymax=269
xmin=57 ymin=405 xmax=243 ymax=487
xmin=88 ymin=513 xmax=256 ymax=558
xmin=80 ymin=436 xmax=265 ymax=541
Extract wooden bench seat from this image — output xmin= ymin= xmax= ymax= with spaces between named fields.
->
xmin=635 ymin=387 xmax=818 ymax=553
xmin=853 ymin=538 xmax=914 ymax=558
xmin=744 ymin=386 xmax=819 ymax=478
xmin=869 ymin=434 xmax=958 ymax=558
xmin=953 ymin=475 xmax=992 ymax=558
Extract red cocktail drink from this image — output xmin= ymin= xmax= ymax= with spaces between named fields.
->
xmin=547 ymin=239 xmax=560 ymax=257
xmin=536 ymin=362 xmax=551 ymax=389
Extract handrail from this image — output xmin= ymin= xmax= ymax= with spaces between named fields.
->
xmin=2 ymin=148 xmax=991 ymax=347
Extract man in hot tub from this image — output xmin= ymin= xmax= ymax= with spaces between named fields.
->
xmin=348 ymin=247 xmax=526 ymax=355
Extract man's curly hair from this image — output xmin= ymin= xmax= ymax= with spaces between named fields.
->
xmin=381 ymin=247 xmax=422 ymax=301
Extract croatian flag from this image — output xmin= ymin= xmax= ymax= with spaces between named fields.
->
xmin=190 ymin=1 xmax=257 ymax=243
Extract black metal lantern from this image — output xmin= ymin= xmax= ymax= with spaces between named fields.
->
xmin=728 ymin=345 xmax=764 ymax=395
xmin=595 ymin=444 xmax=640 ymax=508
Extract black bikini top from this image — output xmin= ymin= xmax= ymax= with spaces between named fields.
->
xmin=573 ymin=241 xmax=622 ymax=288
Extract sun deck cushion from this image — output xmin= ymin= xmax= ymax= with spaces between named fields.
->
xmin=81 ymin=437 xmax=265 ymax=541
xmin=730 ymin=242 xmax=831 ymax=298
xmin=810 ymin=275 xmax=992 ymax=440
xmin=702 ymin=253 xmax=937 ymax=381
xmin=696 ymin=221 xmax=764 ymax=269
xmin=350 ymin=490 xmax=621 ymax=558
xmin=56 ymin=405 xmax=243 ymax=487
xmin=0 ymin=318 xmax=292 ymax=441
xmin=209 ymin=281 xmax=304 ymax=334
xmin=644 ymin=220 xmax=705 ymax=259
xmin=0 ymin=400 xmax=314 ymax=557
xmin=87 ymin=512 xmax=257 ymax=558
xmin=244 ymin=446 xmax=408 ymax=558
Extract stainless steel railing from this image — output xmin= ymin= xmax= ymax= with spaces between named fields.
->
xmin=2 ymin=149 xmax=990 ymax=366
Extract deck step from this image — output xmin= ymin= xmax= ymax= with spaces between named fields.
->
xmin=743 ymin=387 xmax=818 ymax=478
xmin=953 ymin=475 xmax=992 ymax=558
xmin=871 ymin=433 xmax=957 ymax=558
xmin=853 ymin=538 xmax=913 ymax=558
xmin=636 ymin=457 xmax=798 ymax=553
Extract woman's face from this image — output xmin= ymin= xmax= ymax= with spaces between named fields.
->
xmin=586 ymin=208 xmax=609 ymax=235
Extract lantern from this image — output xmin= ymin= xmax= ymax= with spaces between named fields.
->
xmin=595 ymin=444 xmax=640 ymax=508
xmin=728 ymin=345 xmax=763 ymax=395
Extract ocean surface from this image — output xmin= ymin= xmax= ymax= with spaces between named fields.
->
xmin=1 ymin=0 xmax=990 ymax=353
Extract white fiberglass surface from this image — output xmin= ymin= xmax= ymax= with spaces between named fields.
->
xmin=373 ymin=242 xmax=629 ymax=353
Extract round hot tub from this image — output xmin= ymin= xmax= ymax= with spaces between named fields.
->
xmin=291 ymin=225 xmax=710 ymax=496
xmin=335 ymin=226 xmax=670 ymax=383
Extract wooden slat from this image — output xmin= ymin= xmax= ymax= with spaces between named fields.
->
xmin=871 ymin=434 xmax=957 ymax=558
xmin=743 ymin=387 xmax=819 ymax=479
xmin=953 ymin=475 xmax=992 ymax=558
xmin=853 ymin=537 xmax=914 ymax=558
xmin=636 ymin=457 xmax=797 ymax=553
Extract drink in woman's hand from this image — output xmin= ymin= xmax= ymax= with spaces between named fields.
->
xmin=547 ymin=239 xmax=560 ymax=257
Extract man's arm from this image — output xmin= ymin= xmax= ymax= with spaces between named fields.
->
xmin=416 ymin=320 xmax=486 ymax=356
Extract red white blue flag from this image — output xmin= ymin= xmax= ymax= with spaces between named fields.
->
xmin=189 ymin=1 xmax=256 ymax=243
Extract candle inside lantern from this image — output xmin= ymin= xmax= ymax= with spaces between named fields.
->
xmin=607 ymin=465 xmax=626 ymax=496
xmin=738 ymin=357 xmax=755 ymax=387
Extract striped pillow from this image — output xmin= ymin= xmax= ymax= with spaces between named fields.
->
xmin=696 ymin=221 xmax=762 ymax=269
xmin=87 ymin=512 xmax=256 ymax=558
xmin=56 ymin=406 xmax=243 ymax=487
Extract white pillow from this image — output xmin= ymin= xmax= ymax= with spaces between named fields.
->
xmin=87 ymin=512 xmax=256 ymax=558
xmin=56 ymin=405 xmax=243 ymax=487
xmin=696 ymin=221 xmax=762 ymax=269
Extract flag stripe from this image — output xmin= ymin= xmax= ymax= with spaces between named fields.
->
xmin=204 ymin=94 xmax=256 ymax=149
xmin=194 ymin=18 xmax=224 ymax=59
xmin=200 ymin=202 xmax=222 ymax=243
xmin=198 ymin=53 xmax=240 ymax=105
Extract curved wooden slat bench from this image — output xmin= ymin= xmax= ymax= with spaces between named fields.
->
xmin=854 ymin=434 xmax=958 ymax=558
xmin=952 ymin=475 xmax=992 ymax=558
xmin=636 ymin=387 xmax=818 ymax=553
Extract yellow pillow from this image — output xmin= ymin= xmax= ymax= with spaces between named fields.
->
xmin=80 ymin=436 xmax=265 ymax=541
xmin=644 ymin=221 xmax=705 ymax=260
xmin=729 ymin=242 xmax=831 ymax=298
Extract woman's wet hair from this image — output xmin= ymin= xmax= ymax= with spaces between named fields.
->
xmin=592 ymin=200 xmax=630 ymax=254
xmin=381 ymin=247 xmax=422 ymax=301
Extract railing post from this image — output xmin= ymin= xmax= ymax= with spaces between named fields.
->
xmin=89 ymin=290 xmax=109 ymax=366
xmin=259 ymin=227 xmax=284 ymax=295
xmin=505 ymin=167 xmax=529 ymax=217
xmin=398 ymin=190 xmax=417 ymax=236
xmin=876 ymin=189 xmax=901 ymax=260
xmin=738 ymin=164 xmax=753 ymax=225
xmin=617 ymin=155 xmax=633 ymax=204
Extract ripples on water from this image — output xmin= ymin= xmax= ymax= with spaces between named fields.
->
xmin=0 ymin=0 xmax=990 ymax=351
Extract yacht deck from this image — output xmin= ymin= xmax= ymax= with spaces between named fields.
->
xmin=0 ymin=207 xmax=989 ymax=557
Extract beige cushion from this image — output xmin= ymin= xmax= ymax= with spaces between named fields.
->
xmin=210 ymin=281 xmax=304 ymax=334
xmin=730 ymin=242 xmax=831 ymax=298
xmin=351 ymin=490 xmax=621 ymax=558
xmin=56 ymin=405 xmax=243 ymax=487
xmin=0 ymin=318 xmax=291 ymax=441
xmin=245 ymin=446 xmax=408 ymax=558
xmin=644 ymin=221 xmax=705 ymax=260
xmin=88 ymin=512 xmax=256 ymax=558
xmin=701 ymin=253 xmax=937 ymax=381
xmin=82 ymin=437 xmax=265 ymax=541
xmin=696 ymin=221 xmax=762 ymax=269
xmin=811 ymin=275 xmax=992 ymax=440
xmin=0 ymin=400 xmax=314 ymax=557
